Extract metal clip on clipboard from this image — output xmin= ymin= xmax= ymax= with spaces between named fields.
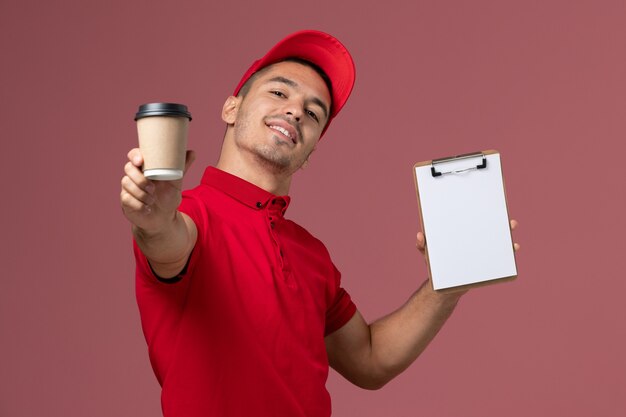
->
xmin=430 ymin=152 xmax=487 ymax=177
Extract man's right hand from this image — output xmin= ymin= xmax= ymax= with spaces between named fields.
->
xmin=120 ymin=148 xmax=195 ymax=233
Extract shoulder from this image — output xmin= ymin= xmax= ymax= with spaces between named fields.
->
xmin=286 ymin=218 xmax=325 ymax=242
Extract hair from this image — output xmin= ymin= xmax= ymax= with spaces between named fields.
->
xmin=237 ymin=58 xmax=333 ymax=112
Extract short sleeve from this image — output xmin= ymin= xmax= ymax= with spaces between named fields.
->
xmin=324 ymin=265 xmax=357 ymax=336
xmin=178 ymin=190 xmax=206 ymax=232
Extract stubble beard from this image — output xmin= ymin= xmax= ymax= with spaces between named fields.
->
xmin=233 ymin=109 xmax=308 ymax=176
xmin=252 ymin=141 xmax=294 ymax=174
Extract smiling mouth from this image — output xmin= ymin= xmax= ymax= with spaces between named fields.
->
xmin=268 ymin=125 xmax=296 ymax=144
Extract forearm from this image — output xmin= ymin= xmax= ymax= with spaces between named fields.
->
xmin=327 ymin=280 xmax=465 ymax=390
xmin=368 ymin=282 xmax=464 ymax=385
xmin=133 ymin=211 xmax=197 ymax=278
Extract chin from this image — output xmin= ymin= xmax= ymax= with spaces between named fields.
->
xmin=253 ymin=146 xmax=293 ymax=172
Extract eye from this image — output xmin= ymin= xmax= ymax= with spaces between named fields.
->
xmin=270 ymin=90 xmax=286 ymax=98
xmin=306 ymin=109 xmax=319 ymax=122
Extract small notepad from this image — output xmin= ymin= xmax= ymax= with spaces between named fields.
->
xmin=413 ymin=150 xmax=517 ymax=292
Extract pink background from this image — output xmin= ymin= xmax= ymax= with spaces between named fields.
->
xmin=2 ymin=0 xmax=625 ymax=416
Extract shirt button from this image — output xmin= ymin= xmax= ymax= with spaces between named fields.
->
xmin=256 ymin=202 xmax=262 ymax=208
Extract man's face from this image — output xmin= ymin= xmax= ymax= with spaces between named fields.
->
xmin=228 ymin=61 xmax=332 ymax=176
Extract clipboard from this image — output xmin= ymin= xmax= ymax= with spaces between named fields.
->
xmin=413 ymin=150 xmax=518 ymax=292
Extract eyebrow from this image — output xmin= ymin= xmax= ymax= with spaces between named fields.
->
xmin=267 ymin=76 xmax=329 ymax=120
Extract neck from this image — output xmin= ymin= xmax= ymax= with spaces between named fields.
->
xmin=216 ymin=136 xmax=294 ymax=196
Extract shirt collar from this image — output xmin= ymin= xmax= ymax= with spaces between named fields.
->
xmin=200 ymin=166 xmax=291 ymax=214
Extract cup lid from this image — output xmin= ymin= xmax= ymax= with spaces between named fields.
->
xmin=135 ymin=103 xmax=192 ymax=120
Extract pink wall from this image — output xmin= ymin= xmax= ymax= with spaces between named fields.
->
xmin=2 ymin=0 xmax=625 ymax=416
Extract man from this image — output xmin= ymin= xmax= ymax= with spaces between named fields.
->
xmin=121 ymin=30 xmax=518 ymax=417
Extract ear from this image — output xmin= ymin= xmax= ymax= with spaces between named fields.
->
xmin=221 ymin=96 xmax=240 ymax=124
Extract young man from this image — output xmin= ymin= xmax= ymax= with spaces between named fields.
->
xmin=121 ymin=30 xmax=518 ymax=417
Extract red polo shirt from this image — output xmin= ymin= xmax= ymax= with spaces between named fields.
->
xmin=134 ymin=166 xmax=357 ymax=417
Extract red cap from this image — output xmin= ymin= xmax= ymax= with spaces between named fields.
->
xmin=233 ymin=30 xmax=356 ymax=137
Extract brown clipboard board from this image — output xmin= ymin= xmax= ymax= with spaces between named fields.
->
xmin=413 ymin=150 xmax=518 ymax=293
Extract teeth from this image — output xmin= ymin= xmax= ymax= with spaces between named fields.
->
xmin=269 ymin=125 xmax=292 ymax=139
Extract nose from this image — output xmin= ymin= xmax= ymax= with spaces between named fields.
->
xmin=283 ymin=100 xmax=303 ymax=122
xmin=286 ymin=111 xmax=300 ymax=122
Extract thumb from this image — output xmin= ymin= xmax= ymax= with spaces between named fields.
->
xmin=183 ymin=150 xmax=196 ymax=175
xmin=416 ymin=231 xmax=426 ymax=255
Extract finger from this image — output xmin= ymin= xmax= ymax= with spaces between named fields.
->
xmin=514 ymin=243 xmax=521 ymax=251
xmin=510 ymin=219 xmax=518 ymax=230
xmin=416 ymin=232 xmax=426 ymax=253
xmin=127 ymin=148 xmax=144 ymax=167
xmin=120 ymin=189 xmax=151 ymax=214
xmin=121 ymin=175 xmax=155 ymax=206
xmin=124 ymin=161 xmax=155 ymax=194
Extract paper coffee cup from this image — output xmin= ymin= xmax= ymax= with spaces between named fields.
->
xmin=135 ymin=103 xmax=192 ymax=180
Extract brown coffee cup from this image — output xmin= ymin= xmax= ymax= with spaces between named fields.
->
xmin=135 ymin=103 xmax=192 ymax=180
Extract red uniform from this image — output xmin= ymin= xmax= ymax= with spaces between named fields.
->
xmin=134 ymin=166 xmax=356 ymax=417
